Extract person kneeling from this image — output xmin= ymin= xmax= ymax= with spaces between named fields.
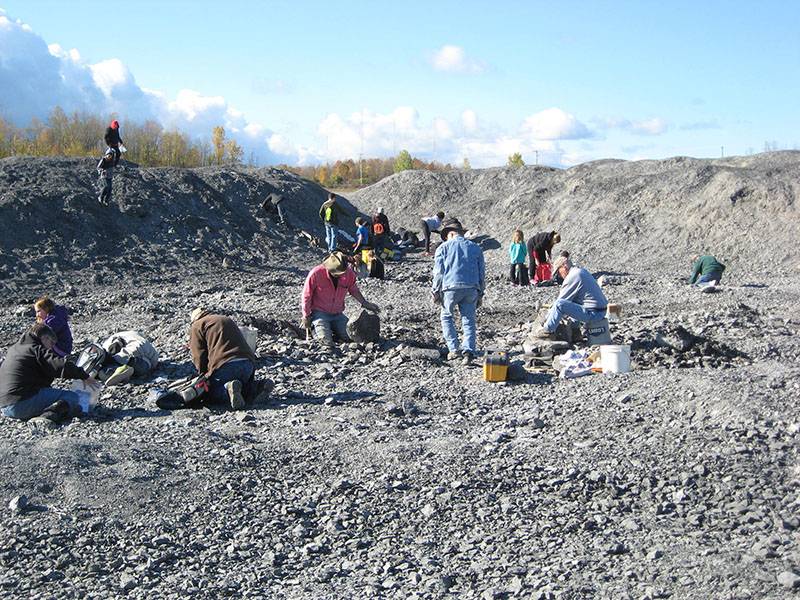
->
xmin=534 ymin=256 xmax=608 ymax=339
xmin=0 ymin=324 xmax=99 ymax=426
xmin=301 ymin=251 xmax=380 ymax=351
xmin=188 ymin=309 xmax=257 ymax=410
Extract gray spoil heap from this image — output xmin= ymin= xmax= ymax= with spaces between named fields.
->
xmin=0 ymin=156 xmax=358 ymax=279
xmin=350 ymin=151 xmax=800 ymax=277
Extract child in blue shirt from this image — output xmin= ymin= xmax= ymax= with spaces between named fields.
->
xmin=508 ymin=229 xmax=529 ymax=285
xmin=353 ymin=217 xmax=370 ymax=252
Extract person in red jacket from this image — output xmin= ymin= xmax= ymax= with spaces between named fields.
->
xmin=104 ymin=119 xmax=124 ymax=166
xmin=300 ymin=252 xmax=380 ymax=349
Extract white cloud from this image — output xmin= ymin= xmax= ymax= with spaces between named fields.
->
xmin=0 ymin=10 xmax=295 ymax=164
xmin=461 ymin=109 xmax=478 ymax=133
xmin=522 ymin=108 xmax=592 ymax=140
xmin=430 ymin=45 xmax=485 ymax=74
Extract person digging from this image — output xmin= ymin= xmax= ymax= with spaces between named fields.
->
xmin=301 ymin=251 xmax=380 ymax=351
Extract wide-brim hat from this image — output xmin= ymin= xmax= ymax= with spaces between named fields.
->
xmin=190 ymin=308 xmax=208 ymax=323
xmin=322 ymin=251 xmax=349 ymax=276
xmin=440 ymin=217 xmax=466 ymax=240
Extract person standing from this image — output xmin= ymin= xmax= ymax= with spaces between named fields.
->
xmin=353 ymin=217 xmax=370 ymax=252
xmin=0 ymin=324 xmax=98 ymax=424
xmin=319 ymin=193 xmax=342 ymax=252
xmin=188 ymin=309 xmax=257 ymax=410
xmin=432 ymin=217 xmax=485 ymax=364
xmin=371 ymin=207 xmax=390 ymax=256
xmin=508 ymin=229 xmax=529 ymax=285
xmin=34 ymin=296 xmax=73 ymax=357
xmin=527 ymin=230 xmax=561 ymax=283
xmin=104 ymin=119 xmax=124 ymax=166
xmin=96 ymin=147 xmax=114 ymax=205
xmin=301 ymin=251 xmax=380 ymax=350
xmin=420 ymin=211 xmax=445 ymax=255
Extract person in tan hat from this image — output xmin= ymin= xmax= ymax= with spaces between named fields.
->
xmin=187 ymin=309 xmax=256 ymax=410
xmin=301 ymin=251 xmax=380 ymax=349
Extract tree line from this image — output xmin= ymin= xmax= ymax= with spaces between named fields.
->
xmin=0 ymin=107 xmax=244 ymax=167
xmin=0 ymin=107 xmax=531 ymax=187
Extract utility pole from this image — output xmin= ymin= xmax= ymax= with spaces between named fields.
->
xmin=535 ymin=150 xmax=539 ymax=165
xmin=721 ymin=146 xmax=724 ymax=158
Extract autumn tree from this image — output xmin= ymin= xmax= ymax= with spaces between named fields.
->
xmin=212 ymin=126 xmax=226 ymax=165
xmin=508 ymin=152 xmax=524 ymax=167
xmin=394 ymin=149 xmax=413 ymax=172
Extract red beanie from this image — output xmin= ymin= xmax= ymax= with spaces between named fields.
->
xmin=111 ymin=120 xmax=119 ymax=129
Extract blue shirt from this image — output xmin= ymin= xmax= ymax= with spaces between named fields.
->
xmin=558 ymin=267 xmax=608 ymax=311
xmin=432 ymin=235 xmax=485 ymax=294
xmin=508 ymin=242 xmax=527 ymax=264
xmin=355 ymin=224 xmax=369 ymax=247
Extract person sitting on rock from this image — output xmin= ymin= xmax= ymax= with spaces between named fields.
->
xmin=688 ymin=254 xmax=726 ymax=286
xmin=420 ymin=211 xmax=445 ymax=256
xmin=527 ymin=230 xmax=561 ymax=283
xmin=534 ymin=256 xmax=608 ymax=339
xmin=301 ymin=251 xmax=380 ymax=350
xmin=0 ymin=323 xmax=99 ymax=425
xmin=93 ymin=331 xmax=160 ymax=386
xmin=432 ymin=217 xmax=485 ymax=364
xmin=104 ymin=119 xmax=124 ymax=166
xmin=187 ymin=309 xmax=257 ymax=410
xmin=353 ymin=217 xmax=370 ymax=252
xmin=34 ymin=296 xmax=73 ymax=357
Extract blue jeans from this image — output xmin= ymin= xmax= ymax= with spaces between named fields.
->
xmin=311 ymin=310 xmax=350 ymax=345
xmin=440 ymin=288 xmax=479 ymax=353
xmin=1 ymin=388 xmax=81 ymax=420
xmin=544 ymin=299 xmax=606 ymax=332
xmin=697 ymin=271 xmax=722 ymax=284
xmin=325 ymin=224 xmax=338 ymax=252
xmin=208 ymin=359 xmax=255 ymax=403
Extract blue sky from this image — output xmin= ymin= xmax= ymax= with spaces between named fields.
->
xmin=1 ymin=0 xmax=798 ymax=166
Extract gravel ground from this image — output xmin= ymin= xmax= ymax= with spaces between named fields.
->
xmin=0 ymin=156 xmax=799 ymax=598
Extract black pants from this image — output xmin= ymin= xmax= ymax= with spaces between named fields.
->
xmin=99 ymin=175 xmax=112 ymax=204
xmin=111 ymin=146 xmax=121 ymax=166
xmin=510 ymin=263 xmax=529 ymax=285
xmin=420 ymin=220 xmax=431 ymax=252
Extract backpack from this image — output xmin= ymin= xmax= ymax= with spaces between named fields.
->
xmin=75 ymin=343 xmax=108 ymax=378
xmin=372 ymin=221 xmax=385 ymax=236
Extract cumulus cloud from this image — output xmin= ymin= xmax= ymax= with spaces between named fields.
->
xmin=522 ymin=108 xmax=592 ymax=140
xmin=430 ymin=45 xmax=485 ymax=74
xmin=0 ymin=10 xmax=294 ymax=164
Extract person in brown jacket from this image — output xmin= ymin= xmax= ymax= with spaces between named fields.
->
xmin=188 ymin=308 xmax=256 ymax=410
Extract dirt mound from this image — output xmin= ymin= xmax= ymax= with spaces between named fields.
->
xmin=351 ymin=151 xmax=800 ymax=276
xmin=0 ymin=156 xmax=356 ymax=278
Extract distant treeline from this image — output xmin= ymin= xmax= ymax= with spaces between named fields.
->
xmin=0 ymin=107 xmax=244 ymax=167
xmin=0 ymin=108 xmax=461 ymax=186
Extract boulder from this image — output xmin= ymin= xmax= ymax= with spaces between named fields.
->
xmin=347 ymin=310 xmax=380 ymax=343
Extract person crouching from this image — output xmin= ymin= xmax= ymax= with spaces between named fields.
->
xmin=301 ymin=251 xmax=380 ymax=351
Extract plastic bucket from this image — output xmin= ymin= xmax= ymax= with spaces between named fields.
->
xmin=69 ymin=380 xmax=101 ymax=413
xmin=600 ymin=344 xmax=631 ymax=374
xmin=239 ymin=326 xmax=258 ymax=352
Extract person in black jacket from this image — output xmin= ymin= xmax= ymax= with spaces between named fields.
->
xmin=0 ymin=324 xmax=97 ymax=422
xmin=104 ymin=119 xmax=123 ymax=166
xmin=527 ymin=231 xmax=561 ymax=283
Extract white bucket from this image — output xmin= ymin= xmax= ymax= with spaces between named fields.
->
xmin=239 ymin=326 xmax=258 ymax=352
xmin=600 ymin=344 xmax=631 ymax=374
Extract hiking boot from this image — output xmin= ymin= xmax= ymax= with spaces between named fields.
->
xmin=155 ymin=391 xmax=186 ymax=410
xmin=251 ymin=379 xmax=275 ymax=404
xmin=447 ymin=350 xmax=462 ymax=361
xmin=226 ymin=380 xmax=246 ymax=411
xmin=533 ymin=326 xmax=556 ymax=340
xmin=104 ymin=364 xmax=134 ymax=386
xmin=462 ymin=351 xmax=475 ymax=366
xmin=30 ymin=400 xmax=70 ymax=428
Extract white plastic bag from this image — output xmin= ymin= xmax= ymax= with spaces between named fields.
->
xmin=70 ymin=380 xmax=101 ymax=413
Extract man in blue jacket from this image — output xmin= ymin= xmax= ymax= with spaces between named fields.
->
xmin=432 ymin=217 xmax=485 ymax=365
xmin=534 ymin=256 xmax=608 ymax=339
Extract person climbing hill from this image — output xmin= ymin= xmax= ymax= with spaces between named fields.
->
xmin=104 ymin=119 xmax=124 ymax=166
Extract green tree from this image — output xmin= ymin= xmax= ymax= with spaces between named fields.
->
xmin=508 ymin=152 xmax=524 ymax=168
xmin=212 ymin=126 xmax=226 ymax=165
xmin=394 ymin=149 xmax=413 ymax=172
